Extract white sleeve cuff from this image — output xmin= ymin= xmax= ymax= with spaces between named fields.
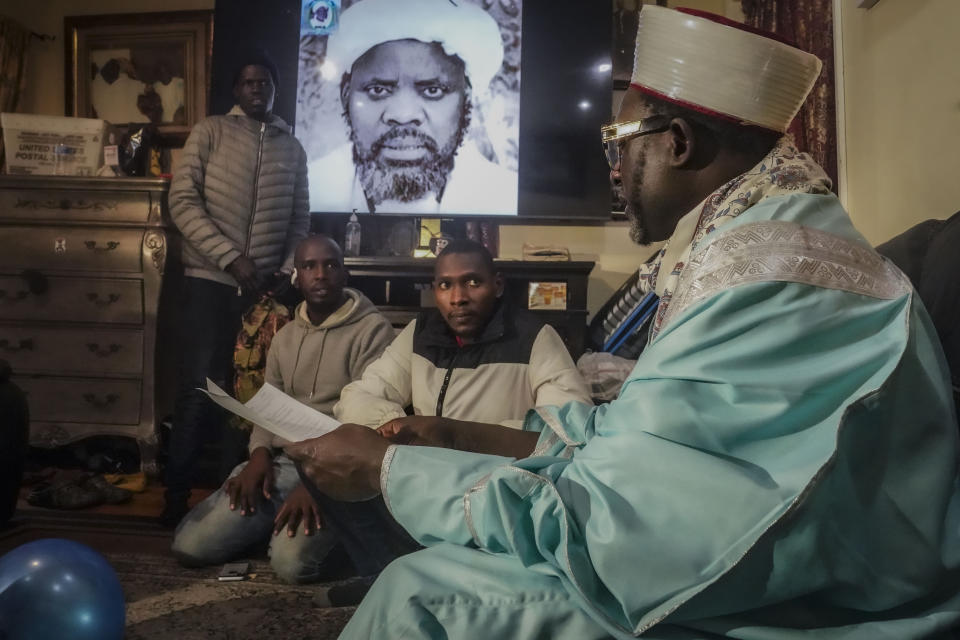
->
xmin=379 ymin=444 xmax=399 ymax=516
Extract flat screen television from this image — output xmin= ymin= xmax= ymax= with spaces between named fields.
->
xmin=210 ymin=0 xmax=613 ymax=221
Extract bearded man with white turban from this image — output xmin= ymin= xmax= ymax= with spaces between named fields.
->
xmin=306 ymin=0 xmax=517 ymax=215
xmin=287 ymin=7 xmax=960 ymax=638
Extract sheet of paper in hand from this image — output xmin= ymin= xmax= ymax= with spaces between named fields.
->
xmin=199 ymin=378 xmax=340 ymax=443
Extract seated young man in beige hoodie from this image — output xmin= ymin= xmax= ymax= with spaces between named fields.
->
xmin=171 ymin=235 xmax=395 ymax=583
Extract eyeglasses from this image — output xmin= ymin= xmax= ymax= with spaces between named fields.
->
xmin=601 ymin=115 xmax=672 ymax=170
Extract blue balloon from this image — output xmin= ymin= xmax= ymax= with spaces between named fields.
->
xmin=0 ymin=539 xmax=125 ymax=640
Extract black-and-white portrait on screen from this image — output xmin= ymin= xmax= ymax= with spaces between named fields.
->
xmin=296 ymin=0 xmax=521 ymax=215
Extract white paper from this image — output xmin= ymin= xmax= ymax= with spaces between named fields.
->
xmin=199 ymin=378 xmax=340 ymax=443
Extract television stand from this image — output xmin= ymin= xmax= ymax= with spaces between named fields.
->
xmin=344 ymin=256 xmax=595 ymax=358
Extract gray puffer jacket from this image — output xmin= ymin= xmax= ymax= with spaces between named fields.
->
xmin=169 ymin=106 xmax=310 ymax=287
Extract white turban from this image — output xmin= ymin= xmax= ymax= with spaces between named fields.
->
xmin=325 ymin=0 xmax=504 ymax=93
xmin=632 ymin=6 xmax=822 ymax=132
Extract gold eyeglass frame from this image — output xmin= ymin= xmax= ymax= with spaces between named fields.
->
xmin=601 ymin=116 xmax=672 ymax=169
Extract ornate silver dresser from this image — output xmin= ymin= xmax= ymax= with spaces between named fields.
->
xmin=0 ymin=176 xmax=173 ymax=475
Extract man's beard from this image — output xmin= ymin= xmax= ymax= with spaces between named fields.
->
xmin=624 ymin=153 xmax=650 ymax=245
xmin=625 ymin=205 xmax=649 ymax=245
xmin=351 ymin=126 xmax=460 ymax=205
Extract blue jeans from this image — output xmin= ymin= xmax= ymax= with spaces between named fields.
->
xmin=296 ymin=464 xmax=421 ymax=577
xmin=171 ymin=455 xmax=339 ymax=584
xmin=165 ymin=277 xmax=254 ymax=503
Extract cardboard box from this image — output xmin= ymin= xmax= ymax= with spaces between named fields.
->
xmin=1 ymin=113 xmax=105 ymax=176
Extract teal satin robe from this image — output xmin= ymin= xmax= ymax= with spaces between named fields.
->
xmin=342 ymin=194 xmax=960 ymax=639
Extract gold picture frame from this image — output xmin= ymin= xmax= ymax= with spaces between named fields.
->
xmin=65 ymin=11 xmax=213 ymax=146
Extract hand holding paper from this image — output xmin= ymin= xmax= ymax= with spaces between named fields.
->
xmin=201 ymin=379 xmax=389 ymax=500
xmin=199 ymin=378 xmax=341 ymax=443
xmin=285 ymin=424 xmax=391 ymax=502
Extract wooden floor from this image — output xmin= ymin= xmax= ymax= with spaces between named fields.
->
xmin=15 ymin=479 xmax=212 ymax=518
xmin=1 ymin=482 xmax=212 ymax=557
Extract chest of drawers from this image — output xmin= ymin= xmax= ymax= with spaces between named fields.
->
xmin=0 ymin=176 xmax=174 ymax=475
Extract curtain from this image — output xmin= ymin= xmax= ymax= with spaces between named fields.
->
xmin=0 ymin=15 xmax=31 ymax=169
xmin=741 ymin=0 xmax=838 ymax=192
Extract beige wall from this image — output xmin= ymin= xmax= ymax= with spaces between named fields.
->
xmin=838 ymin=0 xmax=960 ymax=244
xmin=5 ymin=0 xmax=215 ymax=117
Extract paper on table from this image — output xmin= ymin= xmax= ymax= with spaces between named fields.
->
xmin=199 ymin=378 xmax=340 ymax=443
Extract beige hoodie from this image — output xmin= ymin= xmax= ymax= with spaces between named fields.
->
xmin=248 ymin=288 xmax=395 ymax=454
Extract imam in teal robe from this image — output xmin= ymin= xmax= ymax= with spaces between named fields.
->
xmin=342 ymin=193 xmax=960 ymax=639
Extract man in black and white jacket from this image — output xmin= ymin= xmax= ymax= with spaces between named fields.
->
xmin=334 ymin=240 xmax=591 ymax=430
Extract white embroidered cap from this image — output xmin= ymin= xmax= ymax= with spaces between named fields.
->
xmin=324 ymin=0 xmax=504 ymax=94
xmin=631 ymin=6 xmax=822 ymax=132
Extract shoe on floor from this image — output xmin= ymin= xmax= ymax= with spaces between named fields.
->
xmin=327 ymin=574 xmax=377 ymax=607
xmin=80 ymin=474 xmax=133 ymax=504
xmin=26 ymin=481 xmax=103 ymax=510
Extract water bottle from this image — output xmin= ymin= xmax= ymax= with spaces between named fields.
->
xmin=344 ymin=212 xmax=361 ymax=257
xmin=53 ymin=141 xmax=70 ymax=176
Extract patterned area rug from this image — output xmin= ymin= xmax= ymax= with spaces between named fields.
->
xmin=2 ymin=510 xmax=356 ymax=638
xmin=112 ymin=553 xmax=355 ymax=639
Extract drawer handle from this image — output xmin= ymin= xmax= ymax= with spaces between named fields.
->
xmin=0 ymin=289 xmax=30 ymax=303
xmin=82 ymin=392 xmax=120 ymax=409
xmin=86 ymin=292 xmax=121 ymax=307
xmin=84 ymin=240 xmax=120 ymax=253
xmin=0 ymin=338 xmax=34 ymax=353
xmin=87 ymin=342 xmax=121 ymax=357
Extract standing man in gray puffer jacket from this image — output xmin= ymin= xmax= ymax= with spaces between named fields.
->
xmin=163 ymin=51 xmax=310 ymax=527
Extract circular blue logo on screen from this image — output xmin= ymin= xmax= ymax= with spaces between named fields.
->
xmin=307 ymin=0 xmax=338 ymax=33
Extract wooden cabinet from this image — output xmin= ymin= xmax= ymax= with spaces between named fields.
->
xmin=0 ymin=176 xmax=173 ymax=476
xmin=344 ymin=256 xmax=595 ymax=357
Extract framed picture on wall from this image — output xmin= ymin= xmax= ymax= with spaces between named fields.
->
xmin=65 ymin=11 xmax=213 ymax=146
